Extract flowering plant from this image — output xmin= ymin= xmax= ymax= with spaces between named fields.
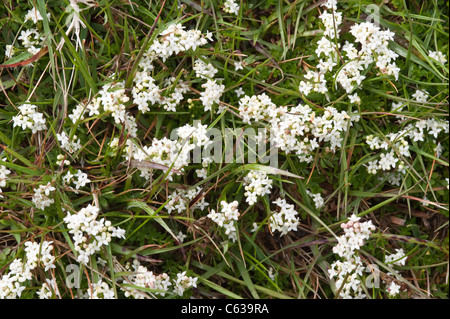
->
xmin=0 ymin=0 xmax=447 ymax=299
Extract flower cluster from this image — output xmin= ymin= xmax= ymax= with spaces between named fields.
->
xmin=147 ymin=23 xmax=211 ymax=63
xmin=328 ymin=214 xmax=376 ymax=299
xmin=121 ymin=259 xmax=197 ymax=298
xmin=56 ymin=131 xmax=82 ymax=154
xmin=63 ymin=204 xmax=126 ymax=265
xmin=12 ymin=103 xmax=47 ymax=134
xmin=269 ymin=198 xmax=300 ymax=236
xmin=133 ymin=74 xmax=190 ymax=113
xmin=208 ymin=200 xmax=240 ymax=242
xmin=306 ymin=190 xmax=325 ymax=210
xmin=17 ymin=28 xmax=46 ymax=55
xmin=37 ymin=278 xmax=60 ymax=299
xmin=128 ymin=137 xmax=189 ymax=181
xmin=131 ymin=23 xmax=213 ymax=114
xmin=0 ymin=259 xmax=29 ymax=299
xmin=0 ymin=165 xmax=11 ymax=198
xmin=243 ymin=170 xmax=273 ymax=206
xmin=173 ymin=271 xmax=198 ymax=296
xmin=0 ymin=240 xmax=55 ymax=299
xmin=84 ymin=280 xmax=116 ymax=299
xmin=63 ymin=169 xmax=91 ymax=191
xmin=382 ymin=248 xmax=408 ymax=297
xmin=177 ymin=121 xmax=213 ymax=148
xmin=238 ymin=93 xmax=277 ymax=124
xmin=195 ymin=156 xmax=213 ymax=179
xmin=128 ymin=121 xmax=214 ymax=182
xmin=223 ymin=0 xmax=240 ymax=15
xmin=348 ymin=22 xmax=400 ymax=79
xmin=56 ymin=154 xmax=70 ymax=166
xmin=69 ymin=80 xmax=136 ymax=137
xmin=271 ymin=104 xmax=357 ymax=163
xmin=14 ymin=5 xmax=49 ymax=55
xmin=24 ymin=241 xmax=56 ymax=272
xmin=122 ymin=259 xmax=172 ymax=298
xmin=365 ymin=118 xmax=449 ymax=183
xmin=237 ymin=93 xmax=358 ymax=163
xmin=385 ymin=248 xmax=407 ymax=267
xmin=166 ymin=186 xmax=209 ymax=214
xmin=332 ymin=215 xmax=376 ymax=259
xmin=412 ymin=89 xmax=429 ymax=103
xmin=429 ymin=50 xmax=447 ymax=64
xmin=32 ymin=182 xmax=56 ymax=210
xmin=194 ymin=58 xmax=218 ymax=79
xmin=200 ymin=79 xmax=225 ymax=112
xmin=24 ymin=6 xmax=49 ymax=23
xmin=299 ymin=1 xmax=400 ymax=102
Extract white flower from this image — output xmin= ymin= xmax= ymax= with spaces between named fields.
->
xmin=148 ymin=23 xmax=210 ymax=62
xmin=387 ymin=281 xmax=401 ymax=297
xmin=1 ymin=240 xmax=56 ymax=299
xmin=173 ymin=271 xmax=198 ymax=296
xmin=200 ymin=79 xmax=225 ymax=112
xmin=243 ymin=170 xmax=273 ymax=206
xmin=268 ymin=268 xmax=276 ymax=281
xmin=0 ymin=165 xmax=11 ymax=188
xmin=194 ymin=59 xmax=218 ymax=79
xmin=24 ymin=241 xmax=56 ymax=271
xmin=412 ymin=89 xmax=428 ymax=103
xmin=56 ymin=154 xmax=70 ymax=166
xmin=385 ymin=248 xmax=407 ymax=266
xmin=73 ymin=170 xmax=91 ymax=189
xmin=234 ymin=61 xmax=243 ymax=70
xmin=166 ymin=186 xmax=209 ymax=214
xmin=301 ymin=16 xmax=400 ymax=100
xmin=207 ymin=200 xmax=240 ymax=242
xmin=429 ymin=50 xmax=447 ymax=64
xmin=5 ymin=44 xmax=15 ymax=58
xmin=63 ymin=204 xmax=126 ymax=265
xmin=68 ymin=103 xmax=87 ymax=124
xmin=328 ymin=215 xmax=376 ymax=298
xmin=32 ymin=182 xmax=55 ymax=210
xmin=322 ymin=0 xmax=338 ymax=10
xmin=17 ymin=28 xmax=45 ymax=53
xmin=57 ymin=132 xmax=82 ymax=154
xmin=270 ymin=104 xmax=354 ymax=161
xmin=235 ymin=87 xmax=245 ymax=97
xmin=238 ymin=93 xmax=277 ymax=124
xmin=269 ymin=198 xmax=300 ymax=236
xmin=12 ymin=103 xmax=47 ymax=134
xmin=24 ymin=6 xmax=50 ymax=24
xmin=348 ymin=93 xmax=361 ymax=105
xmin=306 ymin=190 xmax=325 ymax=210
xmin=121 ymin=260 xmax=174 ymax=298
xmin=223 ymin=0 xmax=240 ymax=15
xmin=176 ymin=231 xmax=187 ymax=243
xmin=37 ymin=278 xmax=60 ymax=299
xmin=364 ymin=118 xmax=448 ymax=178
xmin=86 ymin=280 xmax=116 ymax=299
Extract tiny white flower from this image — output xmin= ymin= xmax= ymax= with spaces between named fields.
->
xmin=234 ymin=61 xmax=243 ymax=71
xmin=235 ymin=87 xmax=245 ymax=97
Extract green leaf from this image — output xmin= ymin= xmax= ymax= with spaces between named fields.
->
xmin=0 ymin=51 xmax=31 ymax=67
xmin=0 ymin=160 xmax=43 ymax=176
